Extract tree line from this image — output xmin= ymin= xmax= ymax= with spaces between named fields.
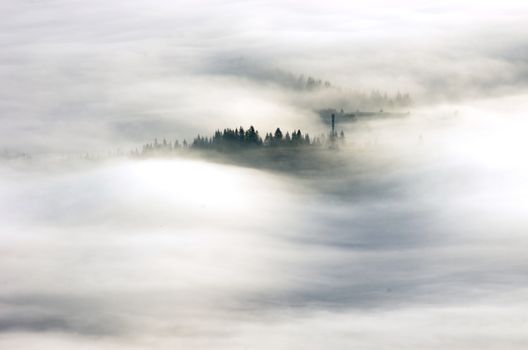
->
xmin=137 ymin=126 xmax=344 ymax=156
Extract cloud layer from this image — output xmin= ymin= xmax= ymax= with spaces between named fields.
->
xmin=1 ymin=0 xmax=528 ymax=153
xmin=2 ymin=95 xmax=528 ymax=348
xmin=1 ymin=1 xmax=528 ymax=349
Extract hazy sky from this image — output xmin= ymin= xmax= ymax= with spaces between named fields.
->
xmin=1 ymin=0 xmax=527 ymax=153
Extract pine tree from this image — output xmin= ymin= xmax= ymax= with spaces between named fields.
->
xmin=274 ymin=128 xmax=283 ymax=143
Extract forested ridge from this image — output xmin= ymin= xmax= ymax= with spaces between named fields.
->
xmin=137 ymin=126 xmax=344 ymax=157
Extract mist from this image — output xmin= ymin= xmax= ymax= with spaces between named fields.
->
xmin=2 ymin=0 xmax=528 ymax=153
xmin=2 ymin=1 xmax=528 ymax=349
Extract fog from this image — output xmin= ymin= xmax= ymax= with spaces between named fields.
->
xmin=2 ymin=1 xmax=528 ymax=349
xmin=2 ymin=0 xmax=528 ymax=153
xmin=2 ymin=96 xmax=528 ymax=348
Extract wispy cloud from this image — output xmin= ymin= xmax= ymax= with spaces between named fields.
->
xmin=1 ymin=0 xmax=527 ymax=153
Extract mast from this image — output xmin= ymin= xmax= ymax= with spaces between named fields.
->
xmin=329 ymin=113 xmax=337 ymax=149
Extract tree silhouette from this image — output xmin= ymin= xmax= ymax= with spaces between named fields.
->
xmin=139 ymin=125 xmax=343 ymax=157
xmin=274 ymin=128 xmax=283 ymax=144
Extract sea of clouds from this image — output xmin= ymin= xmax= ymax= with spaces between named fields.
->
xmin=1 ymin=1 xmax=528 ymax=349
